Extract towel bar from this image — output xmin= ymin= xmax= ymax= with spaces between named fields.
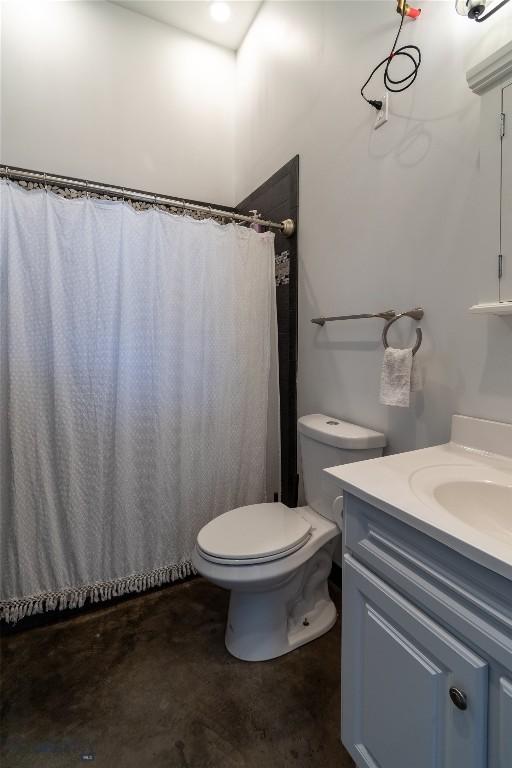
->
xmin=311 ymin=310 xmax=397 ymax=326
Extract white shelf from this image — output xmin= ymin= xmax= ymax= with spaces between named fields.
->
xmin=466 ymin=40 xmax=512 ymax=95
xmin=469 ymin=302 xmax=512 ymax=316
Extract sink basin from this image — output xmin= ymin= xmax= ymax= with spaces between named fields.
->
xmin=433 ymin=480 xmax=512 ymax=542
xmin=410 ymin=465 xmax=512 ymax=544
xmin=326 ymin=415 xmax=512 ymax=578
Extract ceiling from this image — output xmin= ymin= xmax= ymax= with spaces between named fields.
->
xmin=111 ymin=1 xmax=263 ymax=51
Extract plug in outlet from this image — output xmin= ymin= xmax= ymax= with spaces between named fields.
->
xmin=374 ymin=94 xmax=389 ymax=129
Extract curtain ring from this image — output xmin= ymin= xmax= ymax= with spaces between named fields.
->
xmin=382 ymin=311 xmax=423 ymax=356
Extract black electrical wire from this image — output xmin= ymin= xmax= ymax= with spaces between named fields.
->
xmin=361 ymin=4 xmax=421 ymax=111
xmin=475 ymin=0 xmax=511 ymax=22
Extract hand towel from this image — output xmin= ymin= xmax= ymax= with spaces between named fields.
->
xmin=379 ymin=347 xmax=421 ymax=407
xmin=411 ymin=357 xmax=423 ymax=393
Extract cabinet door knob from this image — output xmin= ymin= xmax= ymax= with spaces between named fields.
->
xmin=449 ymin=687 xmax=468 ymax=710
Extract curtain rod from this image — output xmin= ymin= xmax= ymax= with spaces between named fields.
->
xmin=0 ymin=165 xmax=296 ymax=238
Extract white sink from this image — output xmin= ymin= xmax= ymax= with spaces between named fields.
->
xmin=326 ymin=415 xmax=512 ymax=580
xmin=410 ymin=465 xmax=512 ymax=544
xmin=434 ymin=481 xmax=512 ymax=543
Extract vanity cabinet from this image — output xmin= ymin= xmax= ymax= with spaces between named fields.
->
xmin=341 ymin=493 xmax=512 ymax=768
xmin=343 ymin=556 xmax=488 ymax=768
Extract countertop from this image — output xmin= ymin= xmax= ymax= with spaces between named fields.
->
xmin=325 ymin=441 xmax=512 ymax=582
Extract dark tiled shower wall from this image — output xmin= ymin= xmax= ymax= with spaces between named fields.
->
xmin=237 ymin=157 xmax=299 ymax=507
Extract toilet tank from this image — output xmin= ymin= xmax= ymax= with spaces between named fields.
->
xmin=298 ymin=414 xmax=386 ymax=522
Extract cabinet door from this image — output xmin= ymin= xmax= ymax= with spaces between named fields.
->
xmin=342 ymin=555 xmax=488 ymax=768
xmin=498 ymin=677 xmax=512 ymax=768
xmin=502 ymin=82 xmax=512 ymax=301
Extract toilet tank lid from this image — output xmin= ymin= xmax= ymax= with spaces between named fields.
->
xmin=298 ymin=414 xmax=386 ymax=450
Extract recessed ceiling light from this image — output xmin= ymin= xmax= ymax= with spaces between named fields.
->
xmin=210 ymin=2 xmax=231 ymax=24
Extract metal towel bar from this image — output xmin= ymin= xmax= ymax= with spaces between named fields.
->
xmin=311 ymin=306 xmax=425 ymax=356
xmin=311 ymin=310 xmax=397 ymax=326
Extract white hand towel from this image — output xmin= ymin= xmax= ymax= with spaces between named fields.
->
xmin=380 ymin=347 xmax=421 ymax=407
xmin=411 ymin=357 xmax=423 ymax=393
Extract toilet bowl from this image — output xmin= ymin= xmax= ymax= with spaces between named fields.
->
xmin=192 ymin=414 xmax=386 ymax=661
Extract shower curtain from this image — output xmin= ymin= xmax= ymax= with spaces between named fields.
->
xmin=0 ymin=181 xmax=278 ymax=623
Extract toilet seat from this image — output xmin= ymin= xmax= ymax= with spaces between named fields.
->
xmin=197 ymin=502 xmax=312 ymax=566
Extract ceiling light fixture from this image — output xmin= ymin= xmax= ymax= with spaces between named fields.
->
xmin=210 ymin=2 xmax=231 ymax=24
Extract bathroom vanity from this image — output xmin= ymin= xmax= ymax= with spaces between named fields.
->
xmin=326 ymin=416 xmax=512 ymax=768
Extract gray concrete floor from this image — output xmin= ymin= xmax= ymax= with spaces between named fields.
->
xmin=1 ymin=578 xmax=355 ymax=768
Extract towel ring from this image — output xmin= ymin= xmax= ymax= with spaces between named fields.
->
xmin=382 ymin=308 xmax=424 ymax=356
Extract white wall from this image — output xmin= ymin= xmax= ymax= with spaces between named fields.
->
xmin=0 ymin=0 xmax=235 ymax=204
xmin=0 ymin=5 xmax=3 ymax=159
xmin=2 ymin=0 xmax=511 ymax=454
xmin=236 ymin=0 xmax=512 ymax=456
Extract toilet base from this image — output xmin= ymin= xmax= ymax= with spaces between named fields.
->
xmin=224 ymin=543 xmax=337 ymax=661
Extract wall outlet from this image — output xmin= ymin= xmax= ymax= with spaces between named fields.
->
xmin=374 ymin=94 xmax=389 ymax=129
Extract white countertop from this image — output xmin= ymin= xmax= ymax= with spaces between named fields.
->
xmin=325 ymin=440 xmax=512 ymax=582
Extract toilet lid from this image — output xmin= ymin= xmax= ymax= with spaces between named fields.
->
xmin=197 ymin=503 xmax=312 ymax=562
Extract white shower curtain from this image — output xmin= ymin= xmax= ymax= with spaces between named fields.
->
xmin=0 ymin=181 xmax=278 ymax=622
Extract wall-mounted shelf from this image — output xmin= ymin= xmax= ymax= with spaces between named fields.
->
xmin=469 ymin=302 xmax=512 ymax=316
xmin=466 ymin=40 xmax=512 ymax=95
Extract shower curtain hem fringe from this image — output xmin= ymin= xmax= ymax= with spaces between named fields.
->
xmin=0 ymin=559 xmax=197 ymax=625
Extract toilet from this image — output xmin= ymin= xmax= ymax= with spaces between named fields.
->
xmin=192 ymin=414 xmax=386 ymax=661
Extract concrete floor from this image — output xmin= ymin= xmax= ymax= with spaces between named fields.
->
xmin=1 ymin=578 xmax=355 ymax=768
